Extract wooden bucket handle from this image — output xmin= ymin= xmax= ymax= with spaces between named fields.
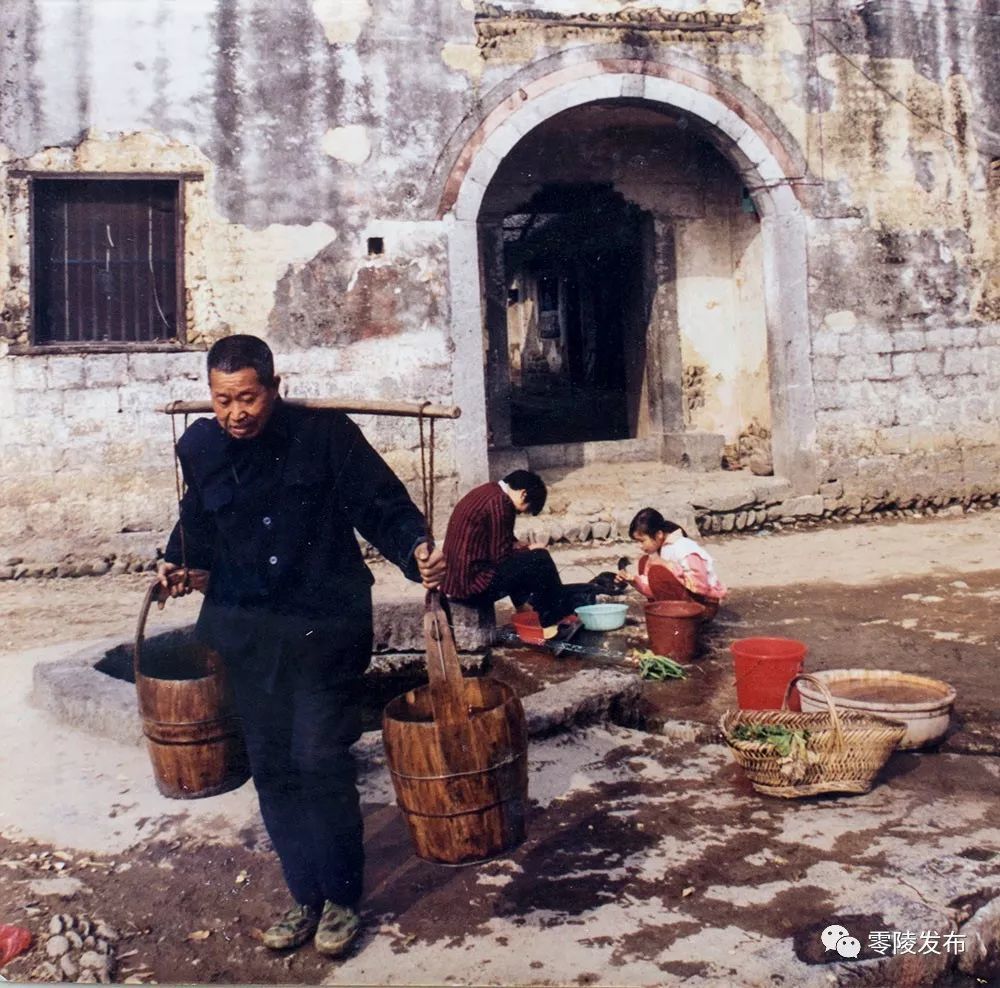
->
xmin=134 ymin=575 xmax=189 ymax=683
xmin=134 ymin=579 xmax=164 ymax=683
xmin=424 ymin=589 xmax=468 ymax=728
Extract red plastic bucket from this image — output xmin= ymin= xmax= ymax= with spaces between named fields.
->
xmin=731 ymin=637 xmax=807 ymax=710
xmin=644 ymin=601 xmax=705 ymax=663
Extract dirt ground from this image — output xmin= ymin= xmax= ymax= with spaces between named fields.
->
xmin=1 ymin=511 xmax=998 ymax=985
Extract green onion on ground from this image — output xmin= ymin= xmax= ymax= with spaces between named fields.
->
xmin=629 ymin=649 xmax=688 ymax=680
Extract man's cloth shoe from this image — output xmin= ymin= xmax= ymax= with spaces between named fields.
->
xmin=261 ymin=904 xmax=320 ymax=950
xmin=314 ymin=901 xmax=361 ymax=957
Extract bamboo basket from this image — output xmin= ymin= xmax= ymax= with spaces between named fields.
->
xmin=720 ymin=673 xmax=906 ymax=799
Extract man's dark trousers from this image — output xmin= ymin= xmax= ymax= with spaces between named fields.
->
xmin=225 ymin=647 xmax=368 ymax=910
xmin=482 ymin=548 xmax=593 ymax=625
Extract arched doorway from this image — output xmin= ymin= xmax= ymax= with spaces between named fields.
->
xmin=442 ymin=63 xmax=818 ymax=493
xmin=486 ymin=181 xmax=653 ymax=447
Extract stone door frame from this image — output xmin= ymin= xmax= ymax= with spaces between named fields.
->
xmin=440 ymin=59 xmax=818 ymax=494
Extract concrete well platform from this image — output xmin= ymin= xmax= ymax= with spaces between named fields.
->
xmin=30 ymin=593 xmax=494 ymax=747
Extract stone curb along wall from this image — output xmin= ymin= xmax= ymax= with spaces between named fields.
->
xmin=4 ymin=492 xmax=997 ymax=581
xmin=513 ymin=489 xmax=1000 ymax=547
xmin=1 ymin=0 xmax=999 ymax=563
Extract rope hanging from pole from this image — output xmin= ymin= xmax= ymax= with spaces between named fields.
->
xmin=417 ymin=400 xmax=436 ymax=541
xmin=169 ymin=409 xmax=188 ymax=578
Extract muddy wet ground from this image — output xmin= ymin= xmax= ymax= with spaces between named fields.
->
xmin=1 ymin=514 xmax=998 ymax=986
xmin=490 ymin=568 xmax=1000 ymax=755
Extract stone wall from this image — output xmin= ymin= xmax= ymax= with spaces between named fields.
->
xmin=0 ymin=340 xmax=456 ymax=564
xmin=0 ymin=0 xmax=997 ymax=562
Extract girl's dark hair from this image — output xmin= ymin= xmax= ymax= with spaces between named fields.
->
xmin=207 ymin=334 xmax=277 ymax=387
xmin=503 ymin=470 xmax=547 ymax=516
xmin=628 ymin=507 xmax=687 ymax=540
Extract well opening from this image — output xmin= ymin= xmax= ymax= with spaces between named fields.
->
xmin=93 ymin=626 xmax=442 ymax=733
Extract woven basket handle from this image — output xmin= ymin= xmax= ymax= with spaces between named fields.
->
xmin=781 ymin=673 xmax=846 ymax=750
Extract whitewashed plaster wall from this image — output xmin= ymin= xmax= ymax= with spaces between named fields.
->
xmin=675 ymin=170 xmax=768 ymax=444
xmin=1 ymin=0 xmax=998 ymax=560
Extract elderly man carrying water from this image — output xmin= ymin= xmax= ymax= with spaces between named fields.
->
xmin=158 ymin=334 xmax=445 ymax=957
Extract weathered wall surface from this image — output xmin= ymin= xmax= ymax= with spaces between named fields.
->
xmin=0 ymin=0 xmax=997 ymax=564
xmin=675 ymin=156 xmax=769 ymax=443
xmin=799 ymin=2 xmax=1000 ymax=508
xmin=0 ymin=0 xmax=466 ymax=562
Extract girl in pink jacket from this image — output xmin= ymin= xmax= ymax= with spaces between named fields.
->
xmin=618 ymin=507 xmax=727 ymax=620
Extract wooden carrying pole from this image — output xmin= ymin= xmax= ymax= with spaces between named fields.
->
xmin=160 ymin=398 xmax=460 ymax=419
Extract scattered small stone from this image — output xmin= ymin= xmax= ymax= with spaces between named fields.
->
xmin=46 ymin=934 xmax=71 ymax=958
xmin=79 ymin=950 xmax=106 ymax=970
xmin=39 ymin=913 xmax=119 ymax=984
xmin=30 ymin=961 xmax=59 ymax=981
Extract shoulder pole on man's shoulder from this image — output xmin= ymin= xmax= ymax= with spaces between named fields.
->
xmin=161 ymin=399 xmax=461 ymax=420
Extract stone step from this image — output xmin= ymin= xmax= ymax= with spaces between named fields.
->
xmin=510 ymin=462 xmax=799 ymax=545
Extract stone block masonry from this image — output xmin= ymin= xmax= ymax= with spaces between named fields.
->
xmin=2 ymin=486 xmax=998 ymax=582
xmin=2 ymin=0 xmax=999 ymax=570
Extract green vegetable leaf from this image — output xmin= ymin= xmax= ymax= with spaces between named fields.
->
xmin=637 ymin=653 xmax=687 ymax=681
xmin=729 ymin=724 xmax=811 ymax=757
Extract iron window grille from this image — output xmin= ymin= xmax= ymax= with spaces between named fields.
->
xmin=31 ymin=177 xmax=184 ymax=346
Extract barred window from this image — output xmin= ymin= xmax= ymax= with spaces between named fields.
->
xmin=32 ymin=178 xmax=183 ymax=345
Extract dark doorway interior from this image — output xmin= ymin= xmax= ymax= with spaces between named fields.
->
xmin=503 ymin=185 xmax=651 ymax=447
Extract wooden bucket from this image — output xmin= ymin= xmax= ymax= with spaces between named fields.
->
xmin=134 ymin=581 xmax=250 ymax=799
xmin=382 ymin=592 xmax=528 ymax=865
